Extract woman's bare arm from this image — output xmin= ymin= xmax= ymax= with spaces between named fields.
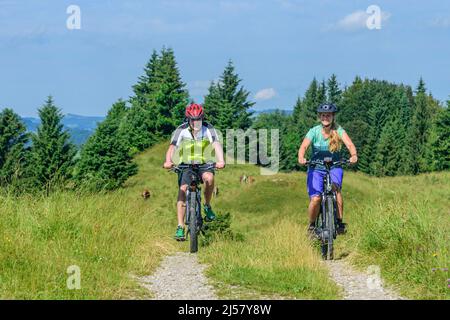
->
xmin=341 ymin=132 xmax=358 ymax=163
xmin=298 ymin=138 xmax=311 ymax=165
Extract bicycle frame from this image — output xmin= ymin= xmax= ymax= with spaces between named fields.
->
xmin=307 ymin=157 xmax=349 ymax=260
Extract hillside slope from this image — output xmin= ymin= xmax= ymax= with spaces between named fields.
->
xmin=0 ymin=142 xmax=448 ymax=299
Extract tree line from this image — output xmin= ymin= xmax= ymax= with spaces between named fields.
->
xmin=1 ymin=47 xmax=449 ymax=194
xmin=272 ymin=76 xmax=449 ymax=176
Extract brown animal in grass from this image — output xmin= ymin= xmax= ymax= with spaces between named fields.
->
xmin=142 ymin=189 xmax=151 ymax=200
xmin=240 ymin=174 xmax=248 ymax=184
xmin=247 ymin=176 xmax=255 ymax=184
xmin=213 ymin=186 xmax=219 ymax=197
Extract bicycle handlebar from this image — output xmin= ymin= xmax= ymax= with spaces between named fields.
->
xmin=305 ymin=159 xmax=351 ymax=166
xmin=168 ymin=162 xmax=217 ymax=173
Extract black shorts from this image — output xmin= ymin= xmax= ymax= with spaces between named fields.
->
xmin=178 ymin=166 xmax=215 ymax=187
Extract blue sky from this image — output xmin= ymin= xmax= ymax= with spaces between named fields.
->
xmin=1 ymin=0 xmax=449 ymax=117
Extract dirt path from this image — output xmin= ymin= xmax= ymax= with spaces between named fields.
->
xmin=325 ymin=259 xmax=405 ymax=300
xmin=138 ymin=253 xmax=405 ymax=300
xmin=138 ymin=252 xmax=218 ymax=300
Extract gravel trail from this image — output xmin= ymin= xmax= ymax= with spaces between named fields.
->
xmin=138 ymin=253 xmax=405 ymax=300
xmin=138 ymin=252 xmax=218 ymax=300
xmin=325 ymin=259 xmax=405 ymax=300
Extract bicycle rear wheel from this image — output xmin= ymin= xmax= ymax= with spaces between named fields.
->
xmin=188 ymin=191 xmax=198 ymax=253
xmin=325 ymin=196 xmax=334 ymax=260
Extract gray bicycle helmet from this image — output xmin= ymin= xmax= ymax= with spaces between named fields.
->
xmin=317 ymin=103 xmax=338 ymax=113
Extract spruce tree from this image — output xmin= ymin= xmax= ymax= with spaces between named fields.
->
xmin=280 ymin=117 xmax=304 ymax=172
xmin=317 ymin=80 xmax=327 ymax=105
xmin=203 ymin=60 xmax=254 ymax=131
xmin=338 ymin=76 xmax=368 ymax=125
xmin=152 ymin=47 xmax=189 ymax=137
xmin=372 ymin=113 xmax=403 ymax=176
xmin=359 ymin=91 xmax=391 ymax=174
xmin=327 ymin=74 xmax=342 ymax=104
xmin=296 ymin=78 xmax=319 ymax=130
xmin=120 ymin=99 xmax=156 ymax=154
xmin=0 ymin=108 xmax=29 ymax=187
xmin=406 ymin=78 xmax=433 ymax=174
xmin=75 ymin=99 xmax=138 ymax=191
xmin=131 ymin=50 xmax=159 ymax=107
xmin=30 ymin=96 xmax=76 ymax=192
xmin=124 ymin=47 xmax=189 ymax=152
xmin=430 ymin=100 xmax=450 ymax=170
xmin=123 ymin=51 xmax=160 ymax=152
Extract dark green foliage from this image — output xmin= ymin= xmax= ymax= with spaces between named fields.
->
xmin=372 ymin=114 xmax=404 ymax=176
xmin=30 ymin=96 xmax=76 ymax=192
xmin=404 ymin=79 xmax=434 ymax=174
xmin=252 ymin=110 xmax=291 ymax=168
xmin=204 ymin=60 xmax=254 ymax=131
xmin=0 ymin=108 xmax=29 ymax=187
xmin=75 ymin=100 xmax=138 ymax=191
xmin=327 ymin=74 xmax=342 ymax=104
xmin=279 ymin=76 xmax=445 ymax=177
xmin=201 ymin=212 xmax=244 ymax=247
xmin=294 ymin=78 xmax=320 ymax=130
xmin=430 ymin=100 xmax=450 ymax=170
xmin=152 ymin=47 xmax=189 ymax=137
xmin=123 ymin=47 xmax=189 ymax=153
xmin=120 ymin=99 xmax=157 ymax=154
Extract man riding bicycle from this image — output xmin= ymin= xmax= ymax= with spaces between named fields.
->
xmin=163 ymin=103 xmax=225 ymax=241
xmin=297 ymin=103 xmax=358 ymax=236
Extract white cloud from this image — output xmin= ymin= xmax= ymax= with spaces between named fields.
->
xmin=254 ymin=88 xmax=277 ymax=101
xmin=328 ymin=9 xmax=391 ymax=31
xmin=431 ymin=16 xmax=450 ymax=28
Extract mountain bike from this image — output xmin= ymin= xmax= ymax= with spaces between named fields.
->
xmin=171 ymin=162 xmax=216 ymax=253
xmin=306 ymin=157 xmax=350 ymax=260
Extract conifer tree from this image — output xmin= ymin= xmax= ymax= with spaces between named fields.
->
xmin=359 ymin=92 xmax=390 ymax=174
xmin=430 ymin=100 xmax=450 ymax=170
xmin=296 ymin=78 xmax=319 ymax=130
xmin=30 ymin=96 xmax=76 ymax=193
xmin=0 ymin=108 xmax=29 ymax=187
xmin=152 ymin=47 xmax=189 ymax=136
xmin=203 ymin=60 xmax=254 ymax=131
xmin=327 ymin=74 xmax=342 ymax=104
xmin=317 ymin=80 xmax=327 ymax=105
xmin=372 ymin=112 xmax=403 ymax=176
xmin=75 ymin=99 xmax=138 ymax=191
xmin=406 ymin=78 xmax=433 ymax=174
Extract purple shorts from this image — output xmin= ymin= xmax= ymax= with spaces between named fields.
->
xmin=307 ymin=168 xmax=343 ymax=199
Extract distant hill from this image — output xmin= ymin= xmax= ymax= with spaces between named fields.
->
xmin=251 ymin=108 xmax=293 ymax=117
xmin=22 ymin=113 xmax=105 ymax=147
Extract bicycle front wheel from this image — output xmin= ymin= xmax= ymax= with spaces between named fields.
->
xmin=188 ymin=191 xmax=198 ymax=253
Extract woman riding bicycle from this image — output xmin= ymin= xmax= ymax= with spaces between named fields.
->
xmin=297 ymin=103 xmax=358 ymax=236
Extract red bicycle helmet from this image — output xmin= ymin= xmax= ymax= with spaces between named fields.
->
xmin=185 ymin=103 xmax=204 ymax=120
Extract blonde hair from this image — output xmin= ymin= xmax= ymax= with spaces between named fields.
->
xmin=328 ymin=119 xmax=342 ymax=153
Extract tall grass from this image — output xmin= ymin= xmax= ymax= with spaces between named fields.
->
xmin=199 ymin=167 xmax=341 ymax=299
xmin=337 ymin=172 xmax=450 ymax=299
xmin=0 ymin=142 xmax=448 ymax=299
xmin=0 ymin=143 xmax=178 ymax=299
